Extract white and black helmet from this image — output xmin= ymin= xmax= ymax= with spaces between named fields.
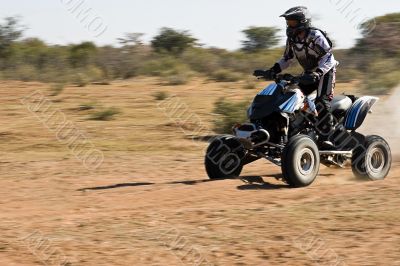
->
xmin=280 ymin=6 xmax=312 ymax=38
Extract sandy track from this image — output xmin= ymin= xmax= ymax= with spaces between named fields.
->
xmin=1 ymin=80 xmax=399 ymax=265
xmin=1 ymin=156 xmax=399 ymax=266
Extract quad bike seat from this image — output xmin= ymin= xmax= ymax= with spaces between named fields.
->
xmin=331 ymin=95 xmax=353 ymax=113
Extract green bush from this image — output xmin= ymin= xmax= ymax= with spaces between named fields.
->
xmin=151 ymin=27 xmax=197 ymax=55
xmin=78 ymin=102 xmax=96 ymax=111
xmin=153 ymin=91 xmax=169 ymax=101
xmin=335 ymin=68 xmax=362 ymax=83
xmin=211 ymin=70 xmax=243 ymax=82
xmin=182 ymin=48 xmax=221 ymax=74
xmin=164 ymin=73 xmax=189 ymax=85
xmin=50 ymin=83 xmax=65 ymax=96
xmin=243 ymin=79 xmax=257 ymax=90
xmin=160 ymin=61 xmax=192 ymax=85
xmin=364 ymin=71 xmax=400 ymax=94
xmin=213 ymin=97 xmax=250 ymax=134
xmin=9 ymin=65 xmax=38 ymax=81
xmin=74 ymin=73 xmax=89 ymax=87
xmin=363 ymin=58 xmax=400 ymax=94
xmin=89 ymin=107 xmax=120 ymax=121
xmin=138 ymin=56 xmax=190 ymax=77
xmin=241 ymin=26 xmax=280 ymax=52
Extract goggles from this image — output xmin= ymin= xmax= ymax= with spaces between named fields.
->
xmin=286 ymin=20 xmax=299 ymax=28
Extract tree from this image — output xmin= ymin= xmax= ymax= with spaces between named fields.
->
xmin=16 ymin=38 xmax=48 ymax=69
xmin=356 ymin=13 xmax=400 ymax=56
xmin=151 ymin=28 xmax=197 ymax=55
xmin=0 ymin=17 xmax=24 ymax=60
xmin=241 ymin=26 xmax=280 ymax=52
xmin=69 ymin=41 xmax=97 ymax=68
xmin=118 ymin=33 xmax=145 ymax=47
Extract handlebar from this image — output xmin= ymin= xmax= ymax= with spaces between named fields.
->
xmin=275 ymin=73 xmax=300 ymax=84
xmin=256 ymin=73 xmax=301 ymax=84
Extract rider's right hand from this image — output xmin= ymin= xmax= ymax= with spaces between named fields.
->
xmin=253 ymin=69 xmax=275 ymax=80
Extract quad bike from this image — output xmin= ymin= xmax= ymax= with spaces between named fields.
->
xmin=205 ymin=73 xmax=391 ymax=187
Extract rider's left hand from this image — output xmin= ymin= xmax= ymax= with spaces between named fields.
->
xmin=300 ymin=69 xmax=323 ymax=85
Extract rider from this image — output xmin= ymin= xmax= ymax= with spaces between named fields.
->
xmin=254 ymin=6 xmax=338 ymax=143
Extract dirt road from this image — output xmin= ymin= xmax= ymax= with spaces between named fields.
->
xmin=0 ymin=79 xmax=399 ymax=265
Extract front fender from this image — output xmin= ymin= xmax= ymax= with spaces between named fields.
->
xmin=344 ymin=96 xmax=379 ymax=130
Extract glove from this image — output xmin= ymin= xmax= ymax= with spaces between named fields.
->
xmin=253 ymin=63 xmax=282 ymax=80
xmin=300 ymin=69 xmax=324 ymax=85
xmin=253 ymin=69 xmax=277 ymax=80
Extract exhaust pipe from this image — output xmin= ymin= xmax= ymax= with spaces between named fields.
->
xmin=238 ymin=129 xmax=271 ymax=149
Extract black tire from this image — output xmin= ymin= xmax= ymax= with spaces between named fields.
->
xmin=205 ymin=136 xmax=245 ymax=180
xmin=351 ymin=135 xmax=391 ymax=180
xmin=281 ymin=135 xmax=320 ymax=187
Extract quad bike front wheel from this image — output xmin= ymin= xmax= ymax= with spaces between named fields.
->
xmin=205 ymin=136 xmax=245 ymax=180
xmin=281 ymin=135 xmax=320 ymax=187
xmin=352 ymin=135 xmax=391 ymax=180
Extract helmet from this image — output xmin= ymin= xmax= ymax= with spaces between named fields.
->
xmin=280 ymin=6 xmax=312 ymax=39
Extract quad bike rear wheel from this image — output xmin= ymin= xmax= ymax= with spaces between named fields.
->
xmin=205 ymin=136 xmax=245 ymax=180
xmin=281 ymin=135 xmax=320 ymax=187
xmin=352 ymin=135 xmax=391 ymax=180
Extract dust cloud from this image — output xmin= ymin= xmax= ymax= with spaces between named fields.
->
xmin=359 ymin=87 xmax=400 ymax=157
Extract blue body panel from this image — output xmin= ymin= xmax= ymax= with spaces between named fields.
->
xmin=279 ymin=94 xmax=300 ymax=113
xmin=344 ymin=96 xmax=379 ymax=130
xmin=258 ymin=84 xmax=278 ymax=96
xmin=255 ymin=84 xmax=302 ymax=114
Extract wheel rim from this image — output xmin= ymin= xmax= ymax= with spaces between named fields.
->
xmin=297 ymin=148 xmax=315 ymax=176
xmin=367 ymin=147 xmax=385 ymax=174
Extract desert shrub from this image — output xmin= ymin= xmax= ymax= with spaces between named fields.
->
xmin=89 ymin=107 xmax=120 ymax=121
xmin=69 ymin=42 xmax=97 ymax=68
xmin=151 ymin=28 xmax=197 ymax=55
xmin=73 ymin=73 xmax=89 ymax=87
xmin=213 ymin=97 xmax=250 ymax=134
xmin=211 ymin=70 xmax=242 ymax=82
xmin=364 ymin=71 xmax=400 ymax=94
xmin=78 ymin=102 xmax=96 ymax=111
xmin=233 ymin=49 xmax=284 ymax=73
xmin=164 ymin=73 xmax=189 ymax=85
xmin=335 ymin=68 xmax=363 ymax=83
xmin=35 ymin=63 xmax=73 ymax=83
xmin=86 ymin=66 xmax=103 ymax=81
xmin=153 ymin=91 xmax=169 ymax=101
xmin=50 ymin=83 xmax=65 ymax=96
xmin=160 ymin=62 xmax=192 ymax=85
xmin=138 ymin=56 xmax=189 ymax=77
xmin=241 ymin=26 xmax=280 ymax=52
xmin=181 ymin=48 xmax=221 ymax=74
xmin=8 ymin=65 xmax=38 ymax=81
xmin=70 ymin=66 xmax=104 ymax=86
xmin=362 ymin=58 xmax=400 ymax=94
xmin=243 ymin=79 xmax=257 ymax=90
xmin=19 ymin=65 xmax=38 ymax=81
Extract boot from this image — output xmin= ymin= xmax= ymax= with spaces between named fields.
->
xmin=317 ymin=113 xmax=335 ymax=149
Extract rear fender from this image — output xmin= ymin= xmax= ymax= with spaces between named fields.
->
xmin=344 ymin=96 xmax=379 ymax=130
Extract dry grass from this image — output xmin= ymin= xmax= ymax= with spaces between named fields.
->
xmin=0 ymin=78 xmax=398 ymax=266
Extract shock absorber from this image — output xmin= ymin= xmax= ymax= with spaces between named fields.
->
xmin=280 ymin=114 xmax=290 ymax=144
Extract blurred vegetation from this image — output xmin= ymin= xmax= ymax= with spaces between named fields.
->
xmin=153 ymin=91 xmax=169 ymax=101
xmin=213 ymin=98 xmax=251 ymax=134
xmin=78 ymin=102 xmax=96 ymax=111
xmin=89 ymin=107 xmax=120 ymax=121
xmin=211 ymin=70 xmax=242 ymax=82
xmin=50 ymin=83 xmax=65 ymax=96
xmin=350 ymin=13 xmax=400 ymax=94
xmin=0 ymin=14 xmax=398 ymax=95
xmin=241 ymin=26 xmax=280 ymax=52
xmin=151 ymin=28 xmax=197 ymax=55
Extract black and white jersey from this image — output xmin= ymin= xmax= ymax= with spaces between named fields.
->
xmin=278 ymin=29 xmax=339 ymax=74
